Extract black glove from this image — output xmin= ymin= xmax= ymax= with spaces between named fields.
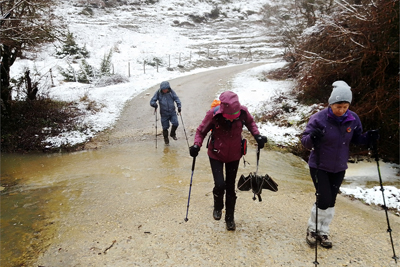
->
xmin=367 ymin=129 xmax=380 ymax=148
xmin=152 ymin=104 xmax=158 ymax=110
xmin=178 ymin=107 xmax=181 ymax=113
xmin=255 ymin=135 xmax=268 ymax=149
xmin=190 ymin=145 xmax=200 ymax=157
xmin=310 ymin=128 xmax=324 ymax=146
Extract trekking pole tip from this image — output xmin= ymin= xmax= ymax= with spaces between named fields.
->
xmin=184 ymin=218 xmax=188 ymax=222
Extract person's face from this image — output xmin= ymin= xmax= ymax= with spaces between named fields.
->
xmin=162 ymin=89 xmax=169 ymax=93
xmin=330 ymin=102 xmax=350 ymax=117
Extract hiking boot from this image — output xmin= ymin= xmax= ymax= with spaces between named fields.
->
xmin=162 ymin=130 xmax=169 ymax=145
xmin=226 ymin=220 xmax=236 ymax=231
xmin=170 ymin=125 xmax=178 ymax=140
xmin=213 ymin=209 xmax=222 ymax=220
xmin=306 ymin=229 xmax=318 ymax=247
xmin=225 ymin=215 xmax=236 ymax=231
xmin=319 ymin=234 xmax=332 ymax=248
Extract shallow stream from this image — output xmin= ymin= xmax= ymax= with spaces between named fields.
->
xmin=0 ymin=138 xmax=311 ymax=266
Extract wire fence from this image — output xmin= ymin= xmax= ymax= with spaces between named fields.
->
xmin=22 ymin=46 xmax=256 ymax=98
xmin=129 ymin=47 xmax=254 ymax=76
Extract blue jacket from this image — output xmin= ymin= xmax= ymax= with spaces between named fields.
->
xmin=150 ymin=88 xmax=181 ymax=116
xmin=301 ymin=108 xmax=369 ymax=173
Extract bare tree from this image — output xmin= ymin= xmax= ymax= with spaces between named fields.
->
xmin=1 ymin=0 xmax=61 ymax=111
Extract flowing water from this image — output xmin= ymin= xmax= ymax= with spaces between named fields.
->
xmin=0 ymin=138 xmax=311 ymax=266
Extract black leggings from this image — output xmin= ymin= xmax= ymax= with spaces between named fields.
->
xmin=310 ymin=167 xmax=345 ymax=210
xmin=209 ymin=157 xmax=240 ymax=198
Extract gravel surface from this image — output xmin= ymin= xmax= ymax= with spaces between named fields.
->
xmin=35 ymin=64 xmax=400 ymax=267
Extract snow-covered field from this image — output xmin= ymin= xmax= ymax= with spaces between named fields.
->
xmin=10 ymin=0 xmax=399 ymax=211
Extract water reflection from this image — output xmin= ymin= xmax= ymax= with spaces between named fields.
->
xmin=1 ymin=141 xmax=310 ymax=267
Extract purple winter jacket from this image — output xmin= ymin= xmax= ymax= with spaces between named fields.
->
xmin=194 ymin=106 xmax=260 ymax=163
xmin=301 ymin=107 xmax=369 ymax=173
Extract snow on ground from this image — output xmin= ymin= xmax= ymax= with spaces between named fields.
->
xmin=228 ymin=62 xmax=308 ymax=146
xmin=10 ymin=0 xmax=399 ymax=211
xmin=341 ymin=160 xmax=400 ymax=213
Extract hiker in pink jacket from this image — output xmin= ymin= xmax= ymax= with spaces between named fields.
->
xmin=189 ymin=91 xmax=267 ymax=230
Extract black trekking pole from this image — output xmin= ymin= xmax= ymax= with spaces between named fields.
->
xmin=255 ymin=147 xmax=260 ymax=175
xmin=252 ymin=147 xmax=261 ymax=201
xmin=184 ymin=156 xmax=196 ymax=222
xmin=179 ymin=112 xmax=190 ymax=150
xmin=154 ymin=109 xmax=157 ymax=149
xmin=313 ymin=143 xmax=320 ymax=266
xmin=371 ymin=139 xmax=398 ymax=264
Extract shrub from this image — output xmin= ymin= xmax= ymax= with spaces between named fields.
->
xmin=100 ymin=49 xmax=113 ymax=76
xmin=55 ymin=31 xmax=89 ymax=59
xmin=287 ymin=0 xmax=399 ymax=163
xmin=94 ymin=74 xmax=129 ymax=87
xmin=209 ymin=6 xmax=220 ymax=19
xmin=1 ymin=98 xmax=82 ymax=152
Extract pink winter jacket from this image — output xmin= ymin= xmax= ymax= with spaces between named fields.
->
xmin=194 ymin=105 xmax=260 ymax=163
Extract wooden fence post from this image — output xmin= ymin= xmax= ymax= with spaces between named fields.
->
xmin=49 ymin=68 xmax=54 ymax=87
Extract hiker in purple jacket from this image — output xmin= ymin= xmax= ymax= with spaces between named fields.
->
xmin=301 ymin=81 xmax=379 ymax=248
xmin=189 ymin=91 xmax=267 ymax=230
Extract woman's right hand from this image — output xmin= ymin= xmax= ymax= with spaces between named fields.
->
xmin=190 ymin=145 xmax=200 ymax=157
xmin=255 ymin=135 xmax=268 ymax=149
xmin=310 ymin=128 xmax=324 ymax=146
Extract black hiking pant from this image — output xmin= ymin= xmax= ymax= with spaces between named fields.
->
xmin=310 ymin=167 xmax=345 ymax=210
xmin=209 ymin=157 xmax=239 ymax=212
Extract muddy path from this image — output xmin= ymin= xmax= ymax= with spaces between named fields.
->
xmin=87 ymin=62 xmax=267 ymax=148
xmin=34 ymin=63 xmax=400 ymax=267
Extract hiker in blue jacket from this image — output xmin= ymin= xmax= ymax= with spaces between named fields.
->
xmin=150 ymin=81 xmax=182 ymax=145
xmin=301 ymin=80 xmax=379 ymax=248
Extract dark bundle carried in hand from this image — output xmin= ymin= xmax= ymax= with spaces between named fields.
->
xmin=237 ymin=172 xmax=278 ymax=202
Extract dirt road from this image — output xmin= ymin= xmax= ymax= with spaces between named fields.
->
xmin=35 ymin=63 xmax=400 ymax=267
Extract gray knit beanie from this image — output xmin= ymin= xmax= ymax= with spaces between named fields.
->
xmin=328 ymin=80 xmax=352 ymax=105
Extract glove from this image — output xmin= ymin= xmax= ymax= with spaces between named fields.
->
xmin=178 ymin=107 xmax=181 ymax=113
xmin=190 ymin=145 xmax=200 ymax=157
xmin=367 ymin=129 xmax=380 ymax=148
xmin=153 ymin=104 xmax=158 ymax=109
xmin=310 ymin=128 xmax=324 ymax=146
xmin=255 ymin=135 xmax=268 ymax=149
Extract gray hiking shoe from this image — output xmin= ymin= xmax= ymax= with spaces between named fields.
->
xmin=319 ymin=234 xmax=332 ymax=248
xmin=306 ymin=229 xmax=318 ymax=246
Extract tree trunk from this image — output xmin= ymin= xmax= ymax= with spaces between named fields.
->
xmin=1 ymin=45 xmax=18 ymax=112
xmin=25 ymin=70 xmax=38 ymax=101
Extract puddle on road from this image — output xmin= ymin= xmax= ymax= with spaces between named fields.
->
xmin=0 ymin=140 xmax=196 ymax=266
xmin=0 ymin=139 xmax=309 ymax=267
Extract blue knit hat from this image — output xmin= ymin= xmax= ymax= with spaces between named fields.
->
xmin=328 ymin=81 xmax=352 ymax=105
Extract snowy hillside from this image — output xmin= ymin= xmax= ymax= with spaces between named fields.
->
xmin=12 ymin=0 xmax=287 ymax=147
